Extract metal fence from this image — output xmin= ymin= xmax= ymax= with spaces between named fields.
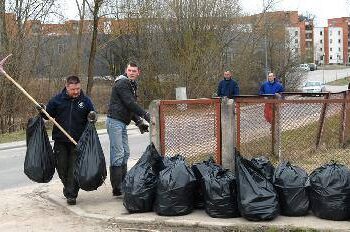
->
xmin=155 ymin=92 xmax=350 ymax=172
xmin=158 ymin=98 xmax=221 ymax=164
xmin=236 ymin=92 xmax=350 ymax=172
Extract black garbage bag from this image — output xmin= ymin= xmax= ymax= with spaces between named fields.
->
xmin=251 ymin=156 xmax=275 ymax=182
xmin=235 ymin=150 xmax=279 ymax=221
xmin=273 ymin=161 xmax=310 ymax=216
xmin=75 ymin=122 xmax=106 ymax=191
xmin=191 ymin=157 xmax=216 ymax=209
xmin=203 ymin=167 xmax=240 ymax=218
xmin=24 ymin=115 xmax=55 ymax=183
xmin=123 ymin=143 xmax=164 ymax=213
xmin=154 ymin=155 xmax=196 ymax=216
xmin=309 ymin=161 xmax=350 ymax=220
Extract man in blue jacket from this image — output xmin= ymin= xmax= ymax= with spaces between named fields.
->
xmin=40 ymin=75 xmax=96 ymax=205
xmin=259 ymin=72 xmax=284 ymax=123
xmin=217 ymin=70 xmax=239 ymax=98
xmin=259 ymin=72 xmax=284 ymax=95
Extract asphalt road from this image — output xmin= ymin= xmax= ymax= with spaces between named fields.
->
xmin=0 ymin=131 xmax=149 ymax=190
xmin=305 ymin=67 xmax=350 ymax=92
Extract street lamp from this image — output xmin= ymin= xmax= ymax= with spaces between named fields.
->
xmin=263 ymin=0 xmax=268 ymax=79
xmin=322 ymin=53 xmax=325 ymax=84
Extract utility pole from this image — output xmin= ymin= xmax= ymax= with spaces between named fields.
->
xmin=263 ymin=0 xmax=268 ymax=79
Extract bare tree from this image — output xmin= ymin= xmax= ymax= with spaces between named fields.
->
xmin=86 ymin=0 xmax=103 ymax=96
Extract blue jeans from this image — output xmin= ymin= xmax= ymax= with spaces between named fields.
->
xmin=106 ymin=117 xmax=130 ymax=167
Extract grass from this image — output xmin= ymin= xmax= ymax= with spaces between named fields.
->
xmin=240 ymin=113 xmax=350 ymax=172
xmin=327 ymin=76 xmax=350 ymax=85
xmin=0 ymin=121 xmax=106 ymax=144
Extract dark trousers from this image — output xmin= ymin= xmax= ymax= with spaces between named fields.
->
xmin=53 ymin=141 xmax=79 ymax=199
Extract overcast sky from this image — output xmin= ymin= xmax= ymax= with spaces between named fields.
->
xmin=61 ymin=0 xmax=350 ymax=27
xmin=240 ymin=0 xmax=350 ymax=27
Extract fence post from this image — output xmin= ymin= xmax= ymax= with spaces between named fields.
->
xmin=149 ymin=100 xmax=161 ymax=154
xmin=176 ymin=87 xmax=187 ymax=100
xmin=272 ymin=94 xmax=282 ymax=161
xmin=316 ymin=93 xmax=330 ymax=149
xmin=342 ymin=91 xmax=350 ymax=146
xmin=221 ymin=97 xmax=235 ymax=171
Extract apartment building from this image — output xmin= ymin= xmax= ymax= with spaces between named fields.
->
xmin=314 ymin=17 xmax=350 ymax=65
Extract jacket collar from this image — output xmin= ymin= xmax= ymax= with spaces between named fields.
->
xmin=61 ymin=87 xmax=84 ymax=100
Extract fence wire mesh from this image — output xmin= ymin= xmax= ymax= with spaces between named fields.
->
xmin=236 ymin=93 xmax=350 ymax=173
xmin=159 ymin=99 xmax=221 ymax=164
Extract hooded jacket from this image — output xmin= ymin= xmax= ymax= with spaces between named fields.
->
xmin=45 ymin=88 xmax=95 ymax=143
xmin=107 ymin=75 xmax=147 ymax=125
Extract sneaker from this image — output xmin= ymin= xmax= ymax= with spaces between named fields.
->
xmin=67 ymin=198 xmax=76 ymax=205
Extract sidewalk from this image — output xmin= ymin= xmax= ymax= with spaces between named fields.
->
xmin=1 ymin=161 xmax=350 ymax=231
xmin=43 ymin=164 xmax=350 ymax=232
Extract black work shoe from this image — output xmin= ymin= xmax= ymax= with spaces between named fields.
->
xmin=67 ymin=198 xmax=76 ymax=205
xmin=112 ymin=189 xmax=122 ymax=196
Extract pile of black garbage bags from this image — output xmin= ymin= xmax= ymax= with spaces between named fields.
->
xmin=24 ymin=114 xmax=106 ymax=191
xmin=123 ymin=145 xmax=350 ymax=221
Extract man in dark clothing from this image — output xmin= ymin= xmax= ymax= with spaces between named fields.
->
xmin=40 ymin=75 xmax=96 ymax=205
xmin=259 ymin=72 xmax=284 ymax=123
xmin=217 ymin=70 xmax=239 ymax=98
xmin=106 ymin=62 xmax=150 ymax=196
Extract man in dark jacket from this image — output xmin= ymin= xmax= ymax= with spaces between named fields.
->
xmin=41 ymin=75 xmax=96 ymax=205
xmin=217 ymin=70 xmax=239 ymax=98
xmin=106 ymin=62 xmax=150 ymax=196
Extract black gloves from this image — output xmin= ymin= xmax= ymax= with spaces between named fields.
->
xmin=35 ymin=103 xmax=46 ymax=112
xmin=143 ymin=112 xmax=151 ymax=123
xmin=136 ymin=120 xmax=149 ymax=134
xmin=87 ymin=111 xmax=97 ymax=123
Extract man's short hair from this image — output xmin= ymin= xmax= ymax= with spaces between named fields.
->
xmin=66 ymin=75 xmax=80 ymax=85
xmin=127 ymin=62 xmax=139 ymax=69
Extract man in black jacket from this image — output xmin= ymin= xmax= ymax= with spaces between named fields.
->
xmin=106 ymin=62 xmax=150 ymax=196
xmin=41 ymin=75 xmax=96 ymax=205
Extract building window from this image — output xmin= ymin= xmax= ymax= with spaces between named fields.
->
xmin=339 ymin=47 xmax=341 ymax=52
xmin=330 ymin=48 xmax=333 ymax=51
xmin=58 ymin=44 xmax=65 ymax=55
xmin=330 ymin=55 xmax=333 ymax=60
xmin=320 ymin=31 xmax=323 ymax=36
xmin=320 ymin=48 xmax=323 ymax=51
xmin=320 ymin=39 xmax=323 ymax=44
xmin=338 ymin=31 xmax=341 ymax=35
xmin=295 ymin=39 xmax=298 ymax=43
xmin=338 ymin=39 xmax=341 ymax=43
xmin=330 ymin=39 xmax=333 ymax=44
xmin=320 ymin=55 xmax=323 ymax=60
xmin=295 ymin=30 xmax=298 ymax=36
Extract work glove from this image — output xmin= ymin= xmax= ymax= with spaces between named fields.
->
xmin=143 ymin=112 xmax=151 ymax=123
xmin=87 ymin=111 xmax=98 ymax=123
xmin=35 ymin=103 xmax=46 ymax=113
xmin=136 ymin=120 xmax=149 ymax=134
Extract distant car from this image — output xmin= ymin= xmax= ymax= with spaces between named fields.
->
xmin=302 ymin=81 xmax=326 ymax=93
xmin=308 ymin=63 xmax=317 ymax=71
xmin=299 ymin=64 xmax=310 ymax=71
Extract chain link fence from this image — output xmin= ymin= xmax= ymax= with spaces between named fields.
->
xmin=236 ymin=92 xmax=350 ymax=172
xmin=159 ymin=99 xmax=221 ymax=164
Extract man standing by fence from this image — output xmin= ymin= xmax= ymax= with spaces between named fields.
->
xmin=217 ymin=70 xmax=239 ymax=98
xmin=259 ymin=72 xmax=284 ymax=123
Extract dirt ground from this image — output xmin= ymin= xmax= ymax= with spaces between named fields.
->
xmin=0 ymin=184 xmax=112 ymax=232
